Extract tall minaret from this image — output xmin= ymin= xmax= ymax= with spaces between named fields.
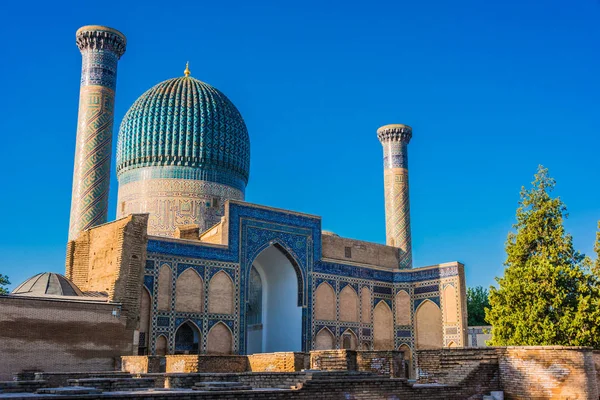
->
xmin=68 ymin=26 xmax=126 ymax=240
xmin=378 ymin=124 xmax=413 ymax=269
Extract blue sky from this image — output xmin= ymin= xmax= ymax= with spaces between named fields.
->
xmin=0 ymin=0 xmax=598 ymax=290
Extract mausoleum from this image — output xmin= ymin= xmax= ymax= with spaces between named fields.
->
xmin=0 ymin=25 xmax=468 ymax=380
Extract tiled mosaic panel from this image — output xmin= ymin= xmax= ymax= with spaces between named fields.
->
xmin=68 ymin=85 xmax=115 ymax=240
xmin=143 ymin=201 xmax=464 ymax=360
xmin=383 ymin=166 xmax=412 ymax=269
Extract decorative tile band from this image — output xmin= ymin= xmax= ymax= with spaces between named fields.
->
xmin=80 ymin=50 xmax=119 ymax=89
xmin=76 ymin=26 xmax=126 ymax=90
xmin=383 ymin=141 xmax=408 ymax=169
xmin=118 ymin=166 xmax=247 ymax=193
xmin=117 ymin=178 xmax=243 ymax=237
xmin=413 ymin=284 xmax=439 ymax=294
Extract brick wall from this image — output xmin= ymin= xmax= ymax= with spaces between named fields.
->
xmin=416 ymin=347 xmax=498 ymax=384
xmin=247 ymin=352 xmax=307 ymax=372
xmin=417 ymin=346 xmax=600 ymax=399
xmin=321 ymin=234 xmax=400 ymax=270
xmin=310 ymin=350 xmax=357 ymax=371
xmin=593 ymin=351 xmax=600 ymax=395
xmin=356 ymin=350 xmax=404 ymax=377
xmin=165 ymin=355 xmax=248 ymax=373
xmin=499 ymin=346 xmax=599 ymax=400
xmin=65 ymin=214 xmax=148 ymax=330
xmin=0 ymin=296 xmax=132 ymax=380
xmin=121 ymin=356 xmax=164 ymax=374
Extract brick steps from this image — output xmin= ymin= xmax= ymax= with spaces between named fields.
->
xmin=0 ymin=380 xmax=47 ymax=393
xmin=36 ymin=386 xmax=103 ymax=395
xmin=193 ymin=381 xmax=253 ymax=391
xmin=67 ymin=377 xmax=156 ymax=391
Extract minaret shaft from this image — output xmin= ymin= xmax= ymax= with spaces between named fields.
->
xmin=378 ymin=124 xmax=413 ymax=269
xmin=68 ymin=26 xmax=126 ymax=240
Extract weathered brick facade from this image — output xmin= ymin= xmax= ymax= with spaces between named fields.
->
xmin=5 ymin=347 xmax=600 ymax=399
xmin=165 ymin=355 xmax=249 ymax=373
xmin=417 ymin=346 xmax=600 ymax=399
xmin=247 ymin=352 xmax=308 ymax=372
xmin=65 ymin=214 xmax=148 ymax=330
xmin=498 ymin=346 xmax=599 ymax=399
xmin=0 ymin=296 xmax=132 ymax=380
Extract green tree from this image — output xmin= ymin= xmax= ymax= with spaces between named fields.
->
xmin=0 ymin=274 xmax=10 ymax=295
xmin=486 ymin=166 xmax=600 ymax=348
xmin=467 ymin=286 xmax=490 ymax=326
xmin=595 ymin=222 xmax=600 ymax=272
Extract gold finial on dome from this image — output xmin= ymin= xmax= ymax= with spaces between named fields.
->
xmin=184 ymin=61 xmax=191 ymax=77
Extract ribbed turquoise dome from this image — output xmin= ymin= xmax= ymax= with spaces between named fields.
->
xmin=116 ymin=76 xmax=250 ymax=188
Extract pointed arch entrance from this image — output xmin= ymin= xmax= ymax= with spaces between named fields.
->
xmin=174 ymin=321 xmax=200 ymax=354
xmin=245 ymin=243 xmax=304 ymax=354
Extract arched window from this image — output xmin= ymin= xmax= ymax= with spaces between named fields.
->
xmin=247 ymin=266 xmax=262 ymax=325
xmin=314 ymin=282 xmax=335 ymax=321
xmin=174 ymin=321 xmax=200 ymax=354
xmin=395 ymin=290 xmax=410 ymax=326
xmin=443 ymin=285 xmax=458 ymax=324
xmin=399 ymin=344 xmax=413 ymax=378
xmin=341 ymin=329 xmax=358 ymax=350
xmin=373 ymin=301 xmax=393 ymax=350
xmin=314 ymin=327 xmax=335 ymax=350
xmin=339 ymin=285 xmax=359 ymax=322
xmin=208 ymin=271 xmax=234 ymax=314
xmin=415 ymin=300 xmax=443 ymax=349
xmin=155 ymin=335 xmax=168 ymax=356
xmin=207 ymin=322 xmax=233 ymax=354
xmin=361 ymin=287 xmax=371 ymax=323
xmin=175 ymin=268 xmax=203 ymax=314
xmin=138 ymin=287 xmax=152 ymax=355
xmin=157 ymin=265 xmax=172 ymax=311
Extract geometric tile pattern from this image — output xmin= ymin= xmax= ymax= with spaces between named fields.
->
xmin=145 ymin=256 xmax=238 ymax=355
xmin=68 ymin=26 xmax=126 ymax=240
xmin=378 ymin=124 xmax=413 ymax=269
xmin=144 ymin=201 xmax=465 ymax=359
xmin=117 ymin=174 xmax=243 ymax=236
xmin=115 ymin=75 xmax=250 ymax=189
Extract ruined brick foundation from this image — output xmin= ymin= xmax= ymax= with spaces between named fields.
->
xmin=2 ymin=347 xmax=600 ymax=399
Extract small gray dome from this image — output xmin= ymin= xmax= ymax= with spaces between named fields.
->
xmin=12 ymin=273 xmax=83 ymax=297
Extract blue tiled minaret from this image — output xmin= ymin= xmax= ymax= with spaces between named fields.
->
xmin=378 ymin=124 xmax=413 ymax=269
xmin=68 ymin=26 xmax=126 ymax=240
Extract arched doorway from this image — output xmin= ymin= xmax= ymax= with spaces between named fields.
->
xmin=399 ymin=344 xmax=413 ymax=378
xmin=246 ymin=244 xmax=303 ymax=353
xmin=174 ymin=321 xmax=200 ymax=354
xmin=155 ymin=335 xmax=168 ymax=356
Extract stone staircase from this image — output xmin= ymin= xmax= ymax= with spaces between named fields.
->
xmin=67 ymin=377 xmax=156 ymax=391
xmin=298 ymin=371 xmax=387 ymax=386
xmin=193 ymin=381 xmax=253 ymax=391
xmin=0 ymin=380 xmax=47 ymax=394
